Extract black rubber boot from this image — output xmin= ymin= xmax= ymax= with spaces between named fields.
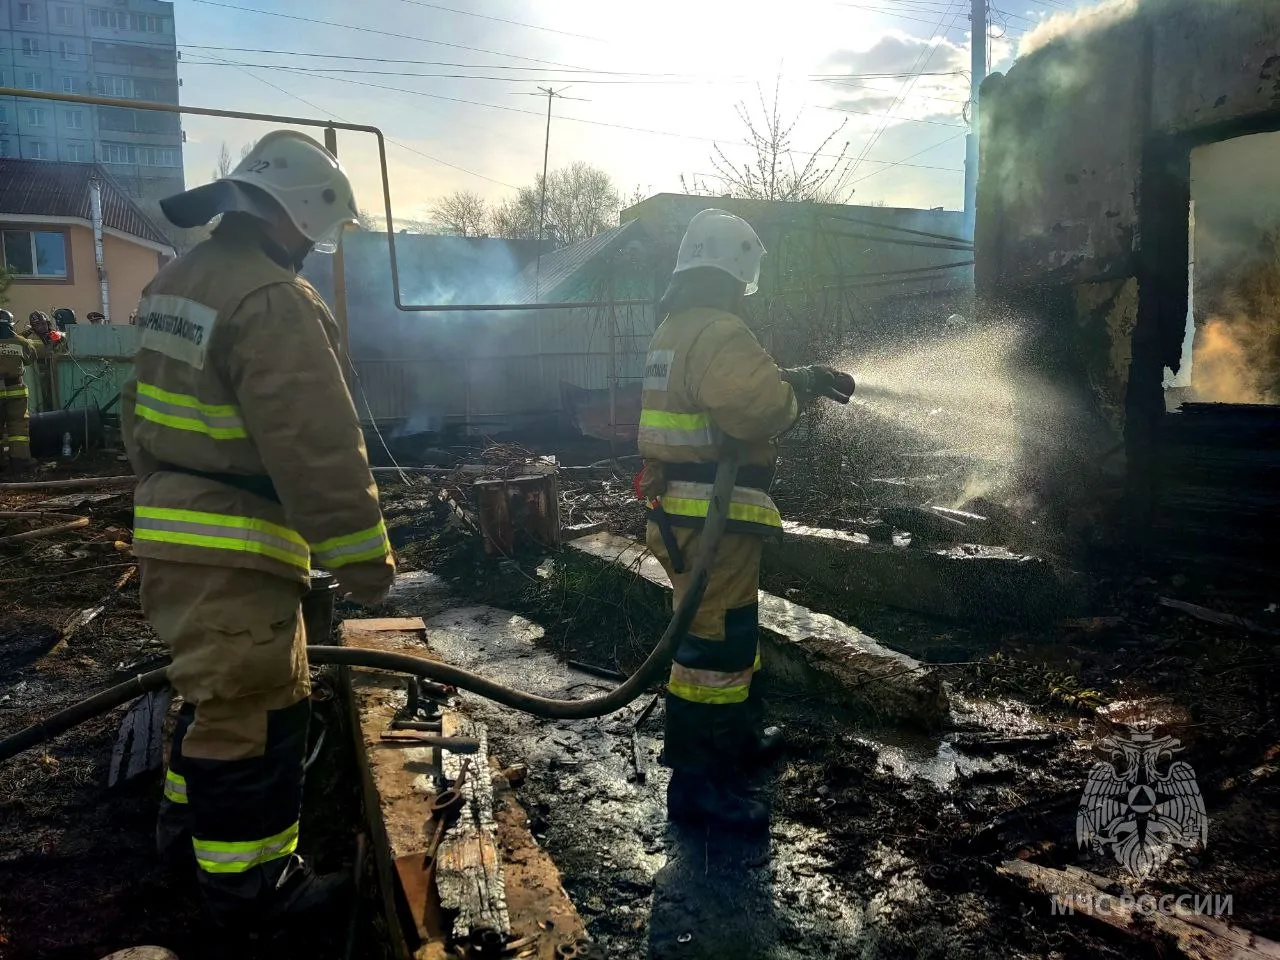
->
xmin=256 ymin=854 xmax=352 ymax=926
xmin=666 ymin=769 xmax=769 ymax=832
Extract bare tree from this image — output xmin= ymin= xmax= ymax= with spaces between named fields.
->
xmin=696 ymin=82 xmax=853 ymax=203
xmin=491 ymin=162 xmax=619 ymax=244
xmin=239 ymin=140 xmax=257 ymax=162
xmin=431 ymin=190 xmax=491 ymax=237
xmin=212 ymin=141 xmax=232 ymax=180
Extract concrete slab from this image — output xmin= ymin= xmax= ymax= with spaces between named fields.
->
xmin=568 ymin=532 xmax=949 ymax=730
xmin=770 ymin=521 xmax=1072 ymax=625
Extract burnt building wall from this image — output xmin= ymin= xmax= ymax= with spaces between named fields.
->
xmin=975 ymin=0 xmax=1280 ymax=523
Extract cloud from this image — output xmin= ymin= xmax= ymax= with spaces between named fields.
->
xmin=818 ymin=31 xmax=970 ymax=123
xmin=824 ymin=31 xmax=966 ymax=77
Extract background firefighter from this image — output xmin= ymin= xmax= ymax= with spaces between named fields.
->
xmin=637 ymin=209 xmax=855 ymax=830
xmin=121 ymin=130 xmax=396 ymax=931
xmin=0 ymin=309 xmax=37 ymax=470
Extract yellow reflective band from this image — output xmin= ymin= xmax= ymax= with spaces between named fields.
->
xmin=753 ymin=650 xmax=762 ymax=672
xmin=193 ymin=821 xmax=299 ymax=875
xmin=135 ymin=405 xmax=248 ymax=440
xmin=137 ymin=381 xmax=238 ymax=418
xmin=639 ymin=409 xmax=713 ymax=430
xmin=0 ymin=386 xmax=28 ymax=398
xmin=134 ymin=506 xmax=310 ymax=570
xmin=311 ymin=520 xmax=391 ymax=569
xmin=163 ymin=769 xmax=188 ymax=804
xmin=660 ymin=496 xmax=783 ymax=529
xmin=667 ymin=678 xmax=751 ymax=705
xmin=6 ymin=435 xmax=28 ymax=443
xmin=135 ymin=383 xmax=247 ymax=440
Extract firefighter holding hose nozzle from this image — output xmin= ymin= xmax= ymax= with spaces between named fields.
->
xmin=637 ymin=209 xmax=854 ymax=831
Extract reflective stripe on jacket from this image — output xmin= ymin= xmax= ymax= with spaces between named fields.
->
xmin=122 ymin=219 xmax=393 ymax=585
xmin=637 ymin=306 xmax=797 ymax=536
xmin=646 ymin=480 xmax=783 ymax=538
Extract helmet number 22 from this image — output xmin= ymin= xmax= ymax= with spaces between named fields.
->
xmin=246 ymin=160 xmax=270 ymax=173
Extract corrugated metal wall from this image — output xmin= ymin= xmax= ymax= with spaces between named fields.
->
xmin=26 ymin=325 xmax=138 ymax=414
xmin=347 ymin=302 xmax=655 ymax=428
xmin=31 ymin=307 xmax=656 ymax=430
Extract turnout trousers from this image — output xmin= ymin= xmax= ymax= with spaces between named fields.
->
xmin=646 ymin=522 xmax=763 ymax=773
xmin=141 ymin=558 xmax=312 ymax=925
xmin=1 ymin=380 xmax=30 ymax=462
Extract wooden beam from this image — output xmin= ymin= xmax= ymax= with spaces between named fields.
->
xmin=998 ymin=860 xmax=1280 ymax=960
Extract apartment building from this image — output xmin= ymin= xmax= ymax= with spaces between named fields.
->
xmin=0 ymin=0 xmax=184 ymax=201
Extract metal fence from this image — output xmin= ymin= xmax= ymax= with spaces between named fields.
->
xmin=30 ymin=302 xmax=656 ymax=433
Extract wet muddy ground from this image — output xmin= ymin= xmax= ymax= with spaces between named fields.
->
xmin=391 ymin=477 xmax=1280 ymax=960
xmin=0 ymin=454 xmax=1277 ymax=959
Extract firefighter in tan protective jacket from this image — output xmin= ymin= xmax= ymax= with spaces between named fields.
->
xmin=121 ymin=131 xmax=395 ymax=929
xmin=638 ymin=209 xmax=855 ymax=831
xmin=0 ymin=310 xmax=37 ymax=469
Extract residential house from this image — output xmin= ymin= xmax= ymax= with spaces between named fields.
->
xmin=0 ymin=157 xmax=174 ymax=323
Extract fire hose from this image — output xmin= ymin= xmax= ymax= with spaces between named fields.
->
xmin=0 ymin=448 xmax=740 ymax=765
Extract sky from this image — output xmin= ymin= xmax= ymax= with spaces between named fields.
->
xmin=171 ymin=0 xmax=1097 ymax=224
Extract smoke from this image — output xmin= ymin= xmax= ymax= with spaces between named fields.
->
xmin=1017 ymin=0 xmax=1139 ymax=56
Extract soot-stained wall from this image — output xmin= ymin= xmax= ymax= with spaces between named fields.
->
xmin=975 ymin=0 xmax=1280 ymax=502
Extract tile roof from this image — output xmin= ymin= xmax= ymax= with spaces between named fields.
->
xmin=0 ymin=159 xmax=174 ymax=247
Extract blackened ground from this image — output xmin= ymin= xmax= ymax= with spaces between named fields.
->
xmin=0 ymin=458 xmax=385 ymax=960
xmin=384 ymin=474 xmax=1280 ymax=959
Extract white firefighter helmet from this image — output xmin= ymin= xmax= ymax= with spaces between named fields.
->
xmin=672 ymin=209 xmax=766 ymax=295
xmin=161 ymin=130 xmax=358 ymax=254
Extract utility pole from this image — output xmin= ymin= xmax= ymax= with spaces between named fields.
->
xmin=534 ymin=85 xmax=561 ymax=301
xmin=964 ymin=0 xmax=987 ymax=238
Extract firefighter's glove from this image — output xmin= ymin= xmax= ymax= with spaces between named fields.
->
xmin=333 ymin=559 xmax=397 ymax=608
xmin=779 ymin=365 xmax=856 ymax=405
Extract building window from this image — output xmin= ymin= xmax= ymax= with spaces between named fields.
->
xmin=63 ymin=143 xmax=89 ymax=162
xmin=0 ymin=141 xmax=10 ymax=158
xmin=18 ymin=3 xmax=38 ymax=23
xmin=65 ymin=110 xmax=84 ymax=130
xmin=129 ymin=12 xmax=168 ymax=33
xmin=0 ymin=107 xmax=6 ymax=125
xmin=58 ymin=40 xmax=77 ymax=61
xmin=55 ymin=5 xmax=74 ymax=27
xmin=21 ymin=38 xmax=41 ymax=57
xmin=100 ymin=141 xmax=133 ymax=164
xmin=26 ymin=107 xmax=47 ymax=126
xmin=96 ymin=75 xmax=131 ymax=98
xmin=90 ymin=7 xmax=129 ymax=30
xmin=22 ymin=72 xmax=43 ymax=91
xmin=2 ymin=229 xmax=69 ymax=278
xmin=26 ymin=141 xmax=49 ymax=160
xmin=62 ymin=76 xmax=77 ymax=94
xmin=138 ymin=145 xmax=180 ymax=167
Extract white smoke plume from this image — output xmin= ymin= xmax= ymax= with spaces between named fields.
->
xmin=1017 ymin=0 xmax=1140 ymax=56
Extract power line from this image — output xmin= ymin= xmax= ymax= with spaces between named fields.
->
xmin=184 ymin=58 xmax=974 ymax=159
xmin=819 ymin=103 xmax=966 ymax=128
xmin=846 ymin=2 xmax=966 ymax=183
xmin=183 ymin=42 xmax=519 ymax=190
xmin=183 ymin=56 xmax=962 ymax=175
xmin=189 ymin=0 xmax=589 ymax=71
xmin=176 ymin=44 xmax=965 ymax=83
xmin=180 ymin=59 xmax=958 ymax=86
xmin=394 ymin=0 xmax=608 ymax=42
xmin=847 ymin=131 xmax=968 ymax=185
